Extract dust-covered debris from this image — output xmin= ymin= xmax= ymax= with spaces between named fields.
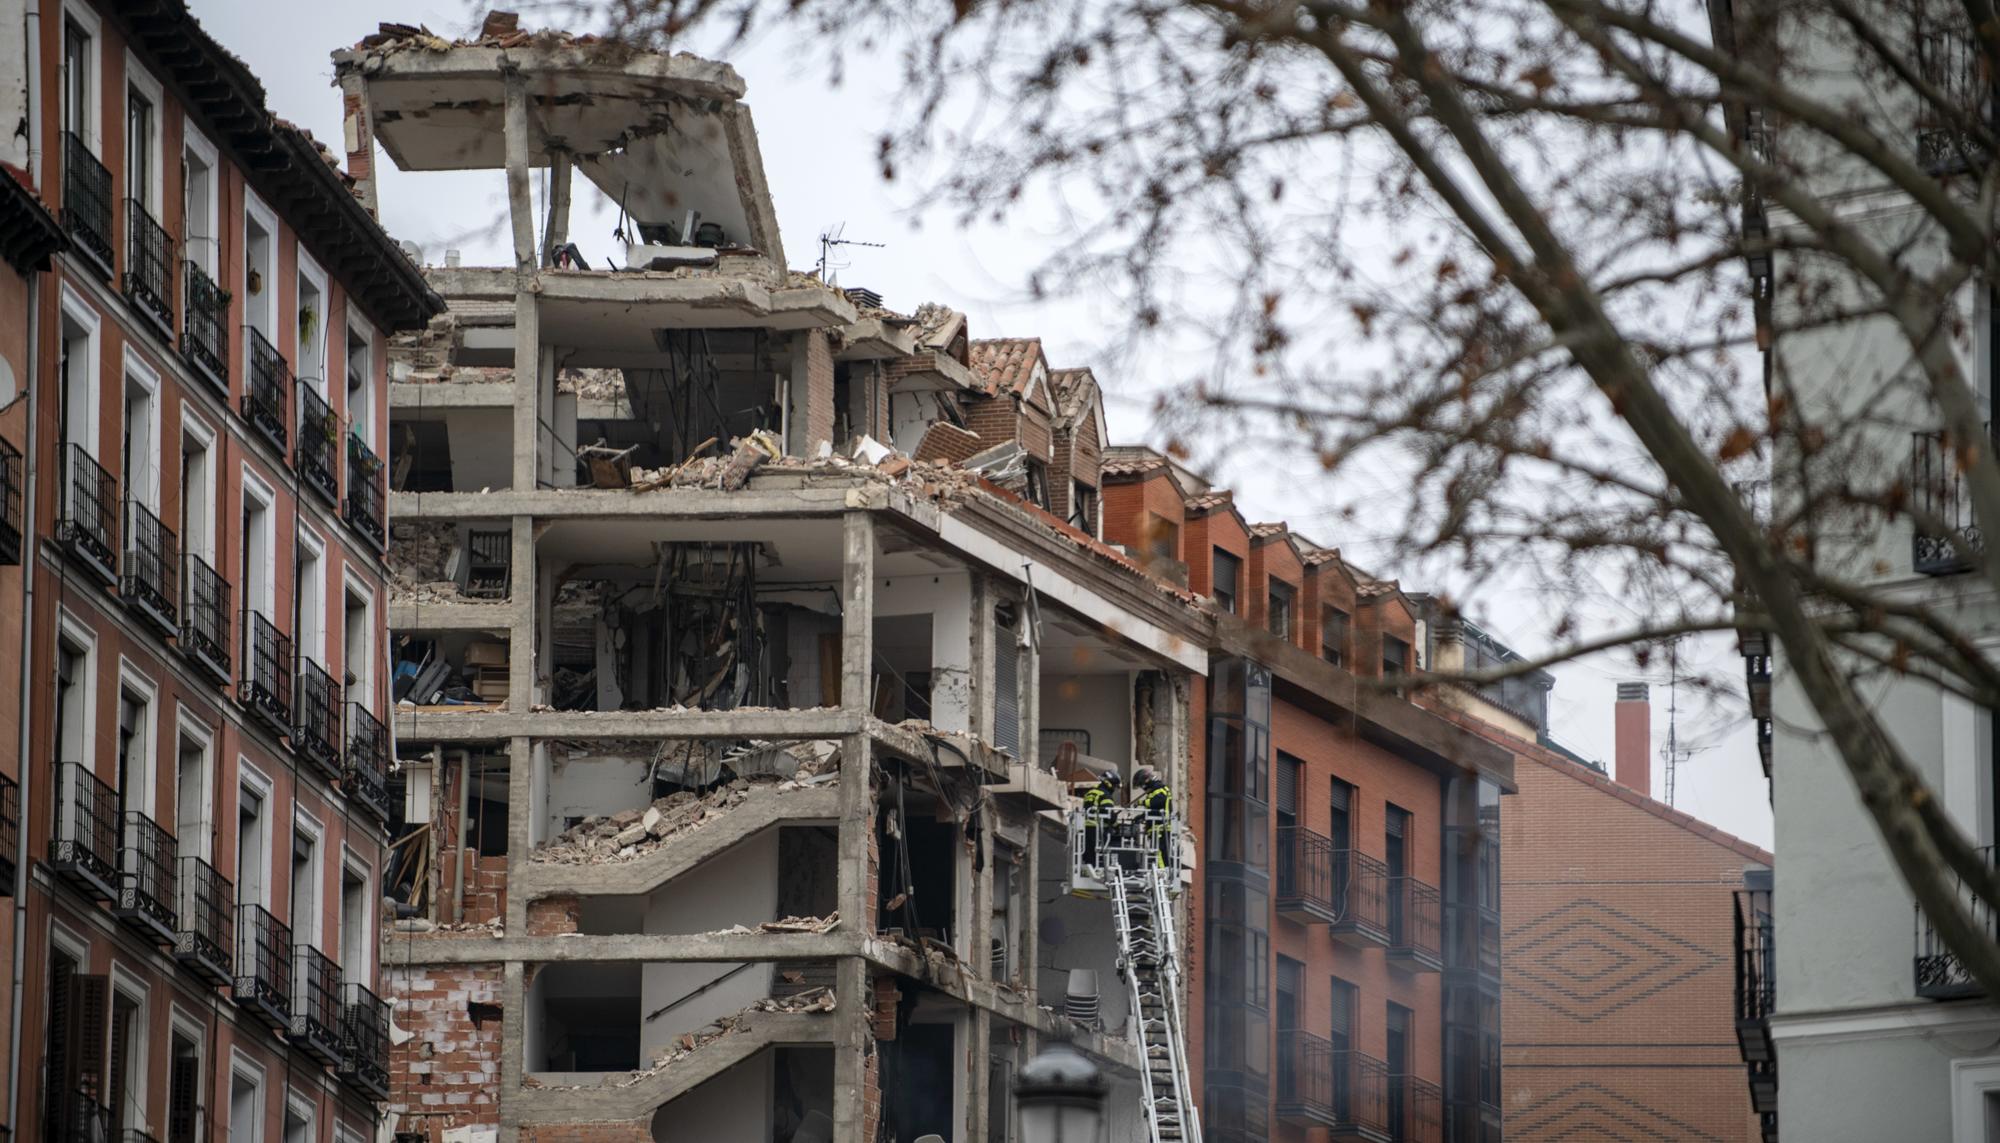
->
xmin=388 ymin=521 xmax=476 ymax=603
xmin=532 ymin=747 xmax=840 ymax=864
xmin=713 ymin=914 xmax=840 ymax=936
xmin=559 ymin=367 xmax=629 ymax=403
xmin=753 ymin=986 xmax=835 ymax=1012
xmin=554 ymin=988 xmax=837 ymax=1088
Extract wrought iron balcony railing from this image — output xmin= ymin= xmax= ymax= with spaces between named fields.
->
xmin=345 ymin=703 xmax=391 ymax=823
xmin=297 ymin=384 xmax=339 ymax=504
xmin=49 ymin=762 xmax=118 ymax=900
xmin=1390 ymin=1074 xmax=1444 ymax=1143
xmin=123 ymin=198 xmax=174 ymax=333
xmin=58 ymin=443 xmax=117 ymax=586
xmin=175 ymin=855 xmax=233 ymax=987
xmin=244 ymin=328 xmax=290 ymax=455
xmin=1276 ymin=826 xmax=1340 ymax=924
xmin=1388 ymin=876 xmax=1444 ymax=972
xmin=180 ymin=553 xmax=231 ymax=686
xmin=121 ymin=499 xmax=179 ymax=635
xmin=1915 ymin=30 xmax=1995 ymax=175
xmin=0 ymin=773 xmax=15 ymax=893
xmin=339 ymin=982 xmax=392 ymax=1101
xmin=234 ymin=903 xmax=291 ymax=1031
xmin=48 ymin=1093 xmax=109 ymax=1143
xmin=61 ymin=132 xmax=113 ymax=277
xmin=294 ymin=658 xmax=343 ymax=779
xmin=1735 ymin=880 xmax=1778 ymax=1138
xmin=181 ymin=260 xmax=229 ymax=392
xmin=345 ymin=434 xmax=385 ymax=549
xmin=291 ymin=945 xmax=344 ymax=1065
xmin=1277 ymin=1032 xmax=1391 ymax=1137
xmin=113 ymin=810 xmax=178 ymax=944
xmin=0 ymin=436 xmax=19 ymax=566
xmin=1916 ymin=846 xmax=1994 ymax=1000
xmin=241 ymin=611 xmax=292 ymax=738
xmin=1911 ymin=425 xmax=1994 ymax=574
xmin=1330 ymin=848 xmax=1391 ymax=947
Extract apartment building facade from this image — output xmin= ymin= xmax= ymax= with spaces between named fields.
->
xmin=1102 ymin=452 xmax=1513 ymax=1143
xmin=0 ymin=9 xmax=439 ymax=1143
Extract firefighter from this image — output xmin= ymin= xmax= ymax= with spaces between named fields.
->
xmin=1081 ymin=769 xmax=1121 ymax=871
xmin=1134 ymin=766 xmax=1174 ymax=868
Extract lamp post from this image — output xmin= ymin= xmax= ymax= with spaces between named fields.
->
xmin=1015 ymin=1042 xmax=1107 ymax=1143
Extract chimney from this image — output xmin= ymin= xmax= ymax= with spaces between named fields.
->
xmin=1614 ymin=682 xmax=1651 ymax=796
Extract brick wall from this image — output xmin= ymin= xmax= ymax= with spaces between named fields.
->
xmin=520 ymin=1121 xmax=652 ymax=1143
xmin=1017 ymin=402 xmax=1053 ymax=461
xmin=804 ymin=329 xmax=835 ymax=452
xmin=527 ymin=894 xmax=580 ymax=936
xmin=437 ymin=850 xmax=509 ymax=926
xmin=961 ymin=392 xmax=1018 ymax=449
xmin=913 ymin=422 xmax=983 ymax=464
xmin=390 ymin=964 xmax=505 ymax=1138
xmin=1499 ymin=739 xmax=1768 ymax=1142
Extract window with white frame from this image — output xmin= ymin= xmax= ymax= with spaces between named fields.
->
xmin=182 ymin=128 xmax=219 ymax=276
xmin=58 ymin=291 xmax=99 ymax=453
xmin=60 ymin=10 xmax=98 ymax=148
xmin=339 ymin=855 xmax=370 ymax=983
xmin=342 ymin=579 xmax=372 ymax=706
xmin=345 ymin=317 xmax=375 ymax=449
xmin=179 ymin=414 xmax=215 ymax=561
xmin=244 ymin=196 xmax=276 ymax=347
xmin=295 ymin=530 xmax=325 ymax=667
xmin=122 ymin=354 xmax=160 ymax=510
xmin=236 ymin=771 xmax=269 ymax=908
xmin=114 ymin=677 xmax=155 ymax=817
xmin=54 ymin=619 xmax=95 ymax=770
xmin=227 ymin=1057 xmax=262 ymax=1143
xmin=167 ymin=1019 xmax=202 ymax=1143
xmin=240 ymin=470 xmax=275 ymax=619
xmin=297 ymin=254 xmax=328 ymax=393
xmin=106 ymin=976 xmax=147 ymax=1132
xmin=174 ymin=714 xmax=212 ymax=861
xmin=290 ymin=813 xmax=321 ymax=948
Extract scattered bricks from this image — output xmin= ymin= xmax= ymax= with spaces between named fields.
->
xmin=870 ymin=974 xmax=900 ymax=1041
xmin=612 ymin=822 xmax=649 ymax=847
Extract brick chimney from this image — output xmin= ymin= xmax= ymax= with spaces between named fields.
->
xmin=1614 ymin=682 xmax=1651 ymax=796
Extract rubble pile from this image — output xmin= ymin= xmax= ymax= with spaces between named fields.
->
xmin=606 ymin=987 xmax=838 ymax=1085
xmin=558 ymin=367 xmax=629 ymax=402
xmin=715 ymin=914 xmax=839 ymax=936
xmin=388 ymin=521 xmax=469 ymax=601
xmin=753 ymin=985 xmax=836 ymax=1012
xmin=533 ymin=750 xmax=839 ymax=864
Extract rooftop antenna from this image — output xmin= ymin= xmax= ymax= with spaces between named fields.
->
xmin=1661 ymin=638 xmax=1710 ymax=807
xmin=817 ymin=222 xmax=886 ymax=286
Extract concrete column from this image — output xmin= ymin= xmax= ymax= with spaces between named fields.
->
xmin=835 ymin=510 xmax=878 ymax=1140
xmin=543 ymin=150 xmax=572 ymax=266
xmin=1019 ymin=609 xmax=1040 ymax=771
xmin=832 ymin=955 xmax=872 ymax=1141
xmin=503 ymin=73 xmax=542 ymax=494
xmin=508 ymin=515 xmax=536 ymax=711
xmin=967 ymin=1005 xmax=992 ymax=1141
xmin=502 ymin=72 xmax=536 ymax=276
xmin=841 ymin=512 xmax=875 ymax=711
xmin=499 ymin=959 xmax=526 ymax=1143
xmin=506 ymin=735 xmax=533 ymax=934
xmin=970 ymin=574 xmax=994 ymax=741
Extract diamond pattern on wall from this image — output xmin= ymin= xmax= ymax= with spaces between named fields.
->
xmin=1510 ymin=1081 xmax=1728 ymax=1142
xmin=1504 ymin=898 xmax=1724 ymax=1021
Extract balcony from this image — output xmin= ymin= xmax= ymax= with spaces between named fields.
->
xmin=49 ymin=1094 xmax=109 ymax=1143
xmin=1915 ymin=845 xmax=1995 ymax=1000
xmin=245 ymin=328 xmax=291 ymax=455
xmin=174 ymin=856 xmax=234 ymax=987
xmin=1911 ymin=426 xmax=1992 ymax=574
xmin=1387 ymin=876 xmax=1443 ymax=972
xmin=121 ymin=499 xmax=179 ymax=635
xmin=345 ymin=434 xmax=385 ymax=549
xmin=241 ymin=611 xmax=292 ymax=739
xmin=298 ymin=385 xmax=340 ymax=505
xmin=1276 ymin=1031 xmax=1390 ymax=1140
xmin=61 ymin=132 xmax=113 ymax=278
xmin=113 ymin=810 xmax=178 ymax=945
xmin=57 ymin=443 xmax=118 ymax=587
xmin=291 ymin=945 xmax=344 ymax=1065
xmin=180 ymin=554 xmax=232 ymax=686
xmin=1330 ymin=849 xmax=1391 ymax=948
xmin=1276 ymin=826 xmax=1340 ymax=924
xmin=294 ymin=658 xmax=343 ymax=779
xmin=182 ymin=260 xmax=229 ymax=393
xmin=0 ymin=773 xmax=16 ymax=892
xmin=339 ymin=982 xmax=392 ymax=1101
xmin=1735 ymin=881 xmax=1778 ymax=1141
xmin=49 ymin=763 xmax=118 ymax=900
xmin=0 ymin=436 xmax=19 ymax=565
xmin=122 ymin=198 xmax=174 ymax=334
xmin=1388 ymin=1074 xmax=1443 ymax=1143
xmin=1915 ymin=31 xmax=1992 ymax=176
xmin=345 ymin=703 xmax=392 ymax=823
xmin=234 ymin=903 xmax=292 ymax=1032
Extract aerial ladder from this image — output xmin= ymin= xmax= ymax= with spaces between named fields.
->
xmin=1068 ymin=806 xmax=1202 ymax=1143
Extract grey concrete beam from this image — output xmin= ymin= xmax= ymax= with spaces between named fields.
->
xmin=390 ymin=382 xmax=512 ymax=409
xmin=413 ymin=266 xmax=857 ymax=327
xmin=387 ymin=599 xmax=519 ymax=632
xmin=383 ymin=929 xmax=856 ymax=966
xmin=393 ymin=706 xmax=862 ymax=743
xmin=387 ymin=485 xmax=866 ymax=521
xmin=512 ymin=1012 xmax=834 ymax=1125
xmin=332 ymin=43 xmax=748 ymax=101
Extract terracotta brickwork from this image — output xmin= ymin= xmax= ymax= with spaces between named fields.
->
xmin=389 ymin=964 xmax=507 ymax=1138
xmin=520 ymin=1121 xmax=652 ymax=1143
xmin=804 ymin=328 xmax=835 ymax=452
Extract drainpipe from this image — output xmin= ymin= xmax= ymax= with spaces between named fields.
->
xmin=24 ymin=0 xmax=42 ymax=184
xmin=452 ymin=749 xmax=471 ymax=924
xmin=8 ymin=265 xmax=43 ymax=1141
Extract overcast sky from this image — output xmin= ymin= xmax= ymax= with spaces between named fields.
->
xmin=189 ymin=0 xmax=1774 ymax=849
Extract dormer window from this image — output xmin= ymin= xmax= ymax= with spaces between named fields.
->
xmin=1268 ymin=582 xmax=1295 ymax=642
xmin=1213 ymin=549 xmax=1241 ymax=614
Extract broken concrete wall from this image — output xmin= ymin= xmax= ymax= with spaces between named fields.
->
xmin=874 ymin=570 xmax=973 ymax=735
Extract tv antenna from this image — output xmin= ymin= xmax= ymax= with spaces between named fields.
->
xmin=1660 ymin=638 xmax=1712 ymax=807
xmin=817 ymin=223 xmax=885 ymax=286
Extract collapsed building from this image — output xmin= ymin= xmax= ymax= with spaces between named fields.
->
xmin=334 ymin=19 xmax=1205 ymax=1143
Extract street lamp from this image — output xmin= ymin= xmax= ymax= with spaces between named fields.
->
xmin=1015 ymin=1042 xmax=1107 ymax=1143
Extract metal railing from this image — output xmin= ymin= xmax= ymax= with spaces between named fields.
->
xmin=1735 ymin=886 xmax=1776 ymax=1043
xmin=1275 ymin=826 xmax=1339 ymax=923
xmin=1331 ymin=848 xmax=1391 ymax=944
xmin=241 ymin=611 xmax=292 ymax=734
xmin=58 ymin=443 xmax=117 ymax=584
xmin=0 ymin=773 xmax=16 ymax=892
xmin=1391 ymin=1074 xmax=1445 ymax=1143
xmin=244 ymin=328 xmax=290 ymax=454
xmin=344 ymin=703 xmax=391 ymax=823
xmin=61 ymin=132 xmax=113 ymax=275
xmin=174 ymin=856 xmax=233 ymax=986
xmin=291 ymin=945 xmax=343 ymax=1063
xmin=339 ymin=982 xmax=392 ymax=1100
xmin=234 ymin=903 xmax=292 ymax=1029
xmin=121 ymin=499 xmax=179 ymax=632
xmin=50 ymin=763 xmax=119 ymax=900
xmin=294 ymin=658 xmax=343 ymax=778
xmin=181 ymin=260 xmax=229 ymax=391
xmin=123 ymin=198 xmax=174 ymax=332
xmin=115 ymin=810 xmax=178 ymax=941
xmin=49 ymin=1093 xmax=109 ymax=1143
xmin=297 ymin=385 xmax=339 ymax=503
xmin=345 ymin=434 xmax=385 ymax=548
xmin=1915 ymin=30 xmax=1994 ymax=175
xmin=1916 ymin=846 xmax=1994 ymax=998
xmin=0 ymin=436 xmax=20 ymax=565
xmin=1388 ymin=876 xmax=1444 ymax=969
xmin=1911 ymin=425 xmax=1991 ymax=574
xmin=180 ymin=554 xmax=231 ymax=684
xmin=1276 ymin=1029 xmax=1337 ymax=1124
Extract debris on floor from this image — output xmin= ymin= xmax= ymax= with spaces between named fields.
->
xmin=532 ymin=758 xmax=840 ymax=864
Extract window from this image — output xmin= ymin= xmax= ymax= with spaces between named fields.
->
xmin=1387 ymin=1002 xmax=1413 ymax=1132
xmin=1387 ymin=804 xmax=1410 ymax=945
xmin=282 ymin=1098 xmax=311 ymax=1143
xmin=1269 ymin=581 xmax=1295 ymax=642
xmin=55 ymin=628 xmax=94 ymax=767
xmin=62 ymin=19 xmax=92 ymax=143
xmin=126 ymin=86 xmax=153 ymax=210
xmin=291 ymin=818 xmax=321 ymax=947
xmin=1070 ymin=481 xmax=1098 ymax=536
xmin=1024 ymin=459 xmax=1051 ymax=510
xmin=175 ymin=729 xmax=211 ymax=861
xmin=297 ymin=257 xmax=327 ymax=392
xmin=45 ymin=946 xmax=108 ymax=1135
xmin=1330 ymin=778 xmax=1353 ymax=852
xmin=1322 ymin=606 xmax=1348 ymax=666
xmin=346 ymin=321 xmax=375 ymax=448
xmin=59 ymin=297 xmax=98 ymax=451
xmin=107 ymin=984 xmax=144 ymax=1131
xmin=295 ymin=532 xmax=325 ymax=665
xmin=340 ymin=861 xmax=369 ymax=982
xmin=228 ymin=1064 xmax=261 ymax=1143
xmin=241 ymin=474 xmax=274 ymax=617
xmin=1276 ymin=955 xmax=1303 ymax=1035
xmin=182 ymin=133 xmax=219 ymax=275
xmin=343 ymin=583 xmax=373 ymax=704
xmin=1213 ymin=549 xmax=1241 ymax=613
xmin=1330 ymin=976 xmax=1355 ymax=1053
xmin=1383 ymin=635 xmax=1409 ymax=681
xmin=168 ymin=1030 xmax=200 ymax=1143
xmin=1276 ymin=754 xmax=1302 ymax=831
xmin=180 ymin=419 xmax=214 ymax=561
xmin=244 ymin=200 xmax=275 ymax=344
xmin=237 ymin=782 xmax=267 ymax=908
xmin=116 ymin=686 xmax=153 ymax=815
xmin=123 ymin=361 xmax=158 ymax=508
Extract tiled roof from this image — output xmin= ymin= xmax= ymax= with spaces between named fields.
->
xmin=1301 ymin=546 xmax=1344 ymax=566
xmin=1356 ymin=578 xmax=1399 ymax=598
xmin=1248 ymin=522 xmax=1288 ymax=539
xmin=969 ymin=338 xmax=1043 ymax=396
xmin=1185 ymin=490 xmax=1233 ymax=513
xmin=1101 ymin=456 xmax=1168 ymax=478
xmin=1049 ymin=367 xmax=1098 ymax=422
